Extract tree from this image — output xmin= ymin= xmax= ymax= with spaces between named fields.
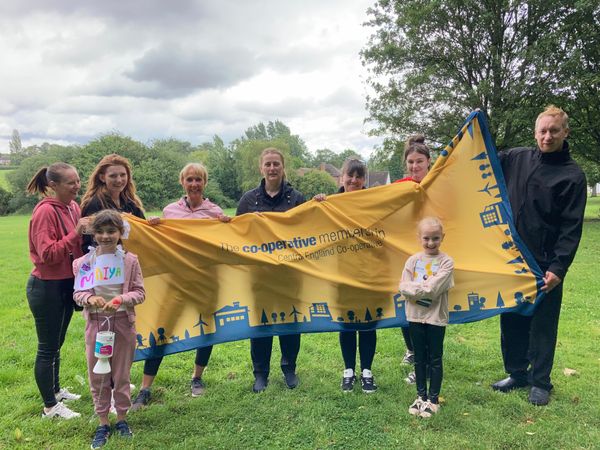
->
xmin=261 ymin=309 xmax=269 ymax=325
xmin=368 ymin=142 xmax=404 ymax=181
xmin=361 ymin=1 xmax=573 ymax=151
xmin=578 ymin=159 xmax=600 ymax=197
xmin=0 ymin=186 xmax=13 ymax=215
xmin=309 ymin=148 xmax=366 ymax=170
xmin=552 ymin=1 xmax=600 ymax=164
xmin=149 ymin=138 xmax=194 ymax=155
xmin=289 ymin=170 xmax=337 ymax=199
xmin=9 ymin=129 xmax=22 ymax=164
xmin=347 ymin=310 xmax=355 ymax=322
xmin=203 ymin=136 xmax=240 ymax=202
xmin=243 ymin=120 xmax=310 ymax=166
xmin=310 ymin=148 xmax=339 ymax=167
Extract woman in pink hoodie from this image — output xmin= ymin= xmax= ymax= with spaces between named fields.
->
xmin=26 ymin=162 xmax=90 ymax=419
xmin=131 ymin=163 xmax=230 ymax=409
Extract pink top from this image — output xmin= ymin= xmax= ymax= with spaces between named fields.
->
xmin=162 ymin=197 xmax=224 ymax=219
xmin=73 ymin=251 xmax=145 ymax=324
xmin=29 ymin=197 xmax=84 ymax=280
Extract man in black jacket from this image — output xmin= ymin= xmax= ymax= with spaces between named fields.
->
xmin=492 ymin=105 xmax=587 ymax=406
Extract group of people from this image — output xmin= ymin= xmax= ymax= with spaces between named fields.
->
xmin=25 ymin=105 xmax=586 ymax=448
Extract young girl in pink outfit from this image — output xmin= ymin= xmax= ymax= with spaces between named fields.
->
xmin=73 ymin=210 xmax=145 ymax=449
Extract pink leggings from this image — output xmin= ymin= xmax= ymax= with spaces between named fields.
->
xmin=85 ymin=311 xmax=136 ymax=416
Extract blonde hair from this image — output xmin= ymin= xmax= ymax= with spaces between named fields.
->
xmin=179 ymin=163 xmax=208 ymax=185
xmin=418 ymin=216 xmax=444 ymax=235
xmin=80 ymin=154 xmax=143 ymax=212
xmin=536 ymin=105 xmax=569 ymax=130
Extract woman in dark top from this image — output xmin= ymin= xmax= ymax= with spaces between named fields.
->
xmin=80 ymin=153 xmax=145 ymax=230
xmin=236 ymin=147 xmax=305 ymax=393
xmin=314 ymin=158 xmax=378 ymax=393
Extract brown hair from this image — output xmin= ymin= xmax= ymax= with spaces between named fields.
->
xmin=26 ymin=162 xmax=77 ymax=196
xmin=536 ymin=105 xmax=569 ymax=129
xmin=341 ymin=157 xmax=367 ymax=179
xmin=80 ymin=154 xmax=143 ymax=212
xmin=404 ymin=134 xmax=431 ymax=162
xmin=90 ymin=209 xmax=125 ymax=235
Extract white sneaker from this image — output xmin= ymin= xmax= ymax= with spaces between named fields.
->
xmin=55 ymin=388 xmax=81 ymax=402
xmin=42 ymin=402 xmax=81 ymax=419
xmin=109 ymin=392 xmax=117 ymax=415
xmin=405 ymin=371 xmax=416 ymax=384
xmin=110 ymin=385 xmax=135 ymax=414
xmin=408 ymin=396 xmax=424 ymax=415
xmin=401 ymin=350 xmax=415 ymax=365
xmin=419 ymin=400 xmax=440 ymax=418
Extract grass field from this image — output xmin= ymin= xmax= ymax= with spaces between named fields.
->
xmin=0 ymin=214 xmax=599 ymax=449
xmin=585 ymin=195 xmax=600 ymax=220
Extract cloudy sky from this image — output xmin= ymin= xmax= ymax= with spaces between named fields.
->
xmin=0 ymin=0 xmax=383 ymax=158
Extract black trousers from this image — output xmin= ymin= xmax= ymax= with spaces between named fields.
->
xmin=143 ymin=345 xmax=213 ymax=377
xmin=500 ymin=283 xmax=563 ymax=391
xmin=339 ymin=330 xmax=376 ymax=372
xmin=251 ymin=334 xmax=300 ymax=377
xmin=401 ymin=326 xmax=414 ymax=352
xmin=26 ymin=275 xmax=75 ymax=408
xmin=409 ymin=322 xmax=445 ymax=403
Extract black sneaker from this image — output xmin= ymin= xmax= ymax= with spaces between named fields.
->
xmin=283 ymin=372 xmax=299 ymax=389
xmin=191 ymin=377 xmax=206 ymax=397
xmin=360 ymin=369 xmax=377 ymax=393
xmin=90 ymin=424 xmax=111 ymax=449
xmin=341 ymin=369 xmax=356 ymax=392
xmin=130 ymin=388 xmax=151 ymax=411
xmin=252 ymin=375 xmax=268 ymax=393
xmin=114 ymin=420 xmax=133 ymax=438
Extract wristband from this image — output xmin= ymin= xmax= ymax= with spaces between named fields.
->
xmin=112 ymin=297 xmax=122 ymax=306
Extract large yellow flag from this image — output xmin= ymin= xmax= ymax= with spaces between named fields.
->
xmin=125 ymin=111 xmax=543 ymax=361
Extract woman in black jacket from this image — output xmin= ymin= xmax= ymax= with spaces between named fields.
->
xmin=236 ymin=147 xmax=305 ymax=393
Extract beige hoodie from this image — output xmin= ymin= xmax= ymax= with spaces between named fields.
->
xmin=399 ymin=251 xmax=454 ymax=326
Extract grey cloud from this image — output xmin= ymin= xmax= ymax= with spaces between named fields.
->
xmin=236 ymin=97 xmax=317 ymax=119
xmin=0 ymin=0 xmax=208 ymax=26
xmin=125 ymin=43 xmax=258 ymax=95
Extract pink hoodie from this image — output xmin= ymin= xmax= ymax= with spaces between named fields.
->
xmin=29 ymin=197 xmax=84 ymax=280
xmin=162 ymin=197 xmax=224 ymax=219
xmin=73 ymin=251 xmax=145 ymax=324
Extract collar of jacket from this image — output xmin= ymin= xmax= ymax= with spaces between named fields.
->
xmin=337 ymin=186 xmax=366 ymax=194
xmin=258 ymin=178 xmax=291 ymax=203
xmin=538 ymin=141 xmax=571 ymax=164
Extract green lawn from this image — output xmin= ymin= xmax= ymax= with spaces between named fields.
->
xmin=0 ymin=215 xmax=598 ymax=449
xmin=585 ymin=195 xmax=600 ymax=220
